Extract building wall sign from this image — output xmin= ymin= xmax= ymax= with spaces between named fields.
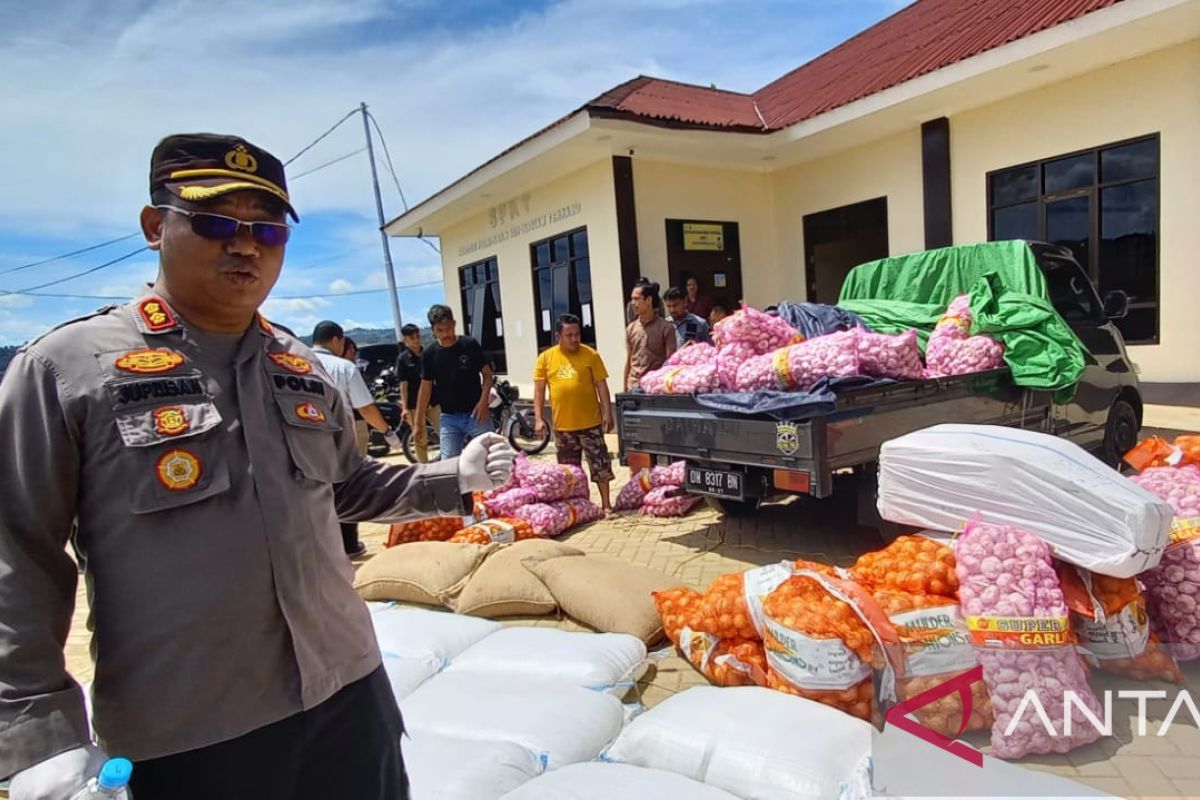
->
xmin=683 ymin=222 xmax=725 ymax=251
xmin=458 ymin=192 xmax=583 ymax=257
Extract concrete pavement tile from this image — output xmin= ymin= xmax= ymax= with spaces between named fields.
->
xmin=1068 ymin=776 xmax=1136 ymax=797
xmin=1071 ymin=759 xmax=1122 ymax=778
xmin=1119 ymin=732 xmax=1183 ymax=757
xmin=1155 ymin=757 xmax=1200 ymax=779
xmin=1113 ymin=755 xmax=1181 ymax=798
xmin=1169 ymin=778 xmax=1200 ymax=799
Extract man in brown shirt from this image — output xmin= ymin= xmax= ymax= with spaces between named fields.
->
xmin=624 ymin=281 xmax=677 ymax=391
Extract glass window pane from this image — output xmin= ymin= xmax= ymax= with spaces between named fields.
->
xmin=1100 ymin=180 xmax=1158 ymax=304
xmin=535 ymin=243 xmax=551 ymax=267
xmin=575 ymin=257 xmax=592 ymax=304
xmin=571 ymin=230 xmax=589 ymax=258
xmin=1102 ymin=139 xmax=1157 ymax=184
xmin=991 ymin=202 xmax=1037 ymax=242
xmin=1044 ymin=154 xmax=1094 ymax=195
xmin=1114 ymin=305 xmax=1157 ymax=344
xmin=553 ymin=236 xmax=570 ymax=264
xmin=537 ymin=269 xmax=552 ymax=310
xmin=1046 ymin=196 xmax=1091 ymax=271
xmin=553 ymin=265 xmax=570 ymax=320
xmin=990 ymin=166 xmax=1037 ymax=206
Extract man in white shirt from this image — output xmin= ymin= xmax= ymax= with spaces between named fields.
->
xmin=311 ymin=320 xmax=399 ymax=556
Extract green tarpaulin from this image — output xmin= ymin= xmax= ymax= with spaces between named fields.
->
xmin=837 ymin=241 xmax=1085 ymax=391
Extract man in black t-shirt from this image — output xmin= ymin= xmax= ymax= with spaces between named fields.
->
xmin=396 ymin=323 xmax=440 ymax=463
xmin=415 ymin=305 xmax=493 ymax=459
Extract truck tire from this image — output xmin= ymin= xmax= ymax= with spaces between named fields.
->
xmin=1101 ymin=399 xmax=1139 ymax=468
xmin=705 ymin=496 xmax=760 ymax=517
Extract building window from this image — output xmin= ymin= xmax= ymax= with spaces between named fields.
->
xmin=531 ymin=227 xmax=595 ymax=350
xmin=987 ymin=135 xmax=1160 ymax=344
xmin=458 ymin=257 xmax=506 ymax=373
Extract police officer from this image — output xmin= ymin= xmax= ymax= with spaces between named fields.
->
xmin=0 ymin=133 xmax=516 ymax=800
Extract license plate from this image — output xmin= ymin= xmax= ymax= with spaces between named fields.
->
xmin=686 ymin=465 xmax=745 ymax=500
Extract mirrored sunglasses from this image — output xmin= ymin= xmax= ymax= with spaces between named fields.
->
xmin=156 ymin=205 xmax=291 ymax=247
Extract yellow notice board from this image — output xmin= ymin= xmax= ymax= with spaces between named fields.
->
xmin=683 ymin=223 xmax=724 ymax=251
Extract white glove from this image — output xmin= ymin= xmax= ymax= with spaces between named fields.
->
xmin=9 ymin=745 xmax=108 ymax=800
xmin=383 ymin=430 xmax=401 ymax=451
xmin=457 ymin=433 xmax=516 ymax=493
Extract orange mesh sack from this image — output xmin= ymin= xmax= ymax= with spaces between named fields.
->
xmin=761 ymin=571 xmax=899 ymax=722
xmin=697 ymin=563 xmax=798 ymax=641
xmin=1065 ymin=567 xmax=1182 ymax=683
xmin=678 ymin=627 xmax=767 ymax=687
xmin=1124 ymin=435 xmax=1200 ymax=471
xmin=870 ymin=588 xmax=992 ymax=736
xmin=448 ymin=518 xmax=538 ymax=546
xmin=850 ymin=535 xmax=958 ymax=597
xmin=653 ymin=587 xmax=706 ymax=645
xmin=387 ymin=517 xmax=465 ymax=547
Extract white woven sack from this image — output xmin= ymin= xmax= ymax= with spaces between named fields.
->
xmin=403 ymin=731 xmax=543 ymax=800
xmin=500 ymin=763 xmax=741 ymax=799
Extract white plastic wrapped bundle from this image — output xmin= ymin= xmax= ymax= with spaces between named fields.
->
xmin=1131 ymin=465 xmax=1200 ymax=660
xmin=856 ymin=327 xmax=924 ymax=381
xmin=664 ymin=342 xmax=718 ymax=368
xmin=711 ymin=306 xmax=801 ymax=353
xmin=735 ymin=330 xmax=860 ymax=393
xmin=878 ymin=424 xmax=1174 ymax=577
xmin=642 ymin=485 xmax=702 ymax=517
xmin=639 ymin=363 xmax=720 ymax=395
xmin=956 ymin=521 xmax=1103 ymax=758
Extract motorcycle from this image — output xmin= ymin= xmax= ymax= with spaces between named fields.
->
xmin=367 ymin=368 xmax=550 ymax=462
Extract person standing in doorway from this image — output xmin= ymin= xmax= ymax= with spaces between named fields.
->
xmin=415 ymin=305 xmax=492 ymax=459
xmin=311 ymin=320 xmax=399 ymax=557
xmin=685 ymin=277 xmax=713 ymax=321
xmin=624 ymin=281 xmax=676 ymax=391
xmin=709 ymin=298 xmax=732 ymax=327
xmin=395 ymin=323 xmax=440 ymax=463
xmin=533 ymin=314 xmax=615 ymax=512
xmin=663 ymin=286 xmax=711 ymax=347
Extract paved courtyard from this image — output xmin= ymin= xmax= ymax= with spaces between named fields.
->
xmin=60 ymin=405 xmax=1200 ymax=798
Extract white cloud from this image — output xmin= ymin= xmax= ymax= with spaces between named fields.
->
xmin=0 ymin=294 xmax=35 ymax=309
xmin=328 ymin=278 xmax=355 ymax=294
xmin=261 ymin=296 xmax=330 ymax=315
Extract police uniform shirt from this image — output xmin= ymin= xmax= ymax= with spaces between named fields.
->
xmin=311 ymin=346 xmax=374 ymax=410
xmin=0 ymin=294 xmax=467 ymax=777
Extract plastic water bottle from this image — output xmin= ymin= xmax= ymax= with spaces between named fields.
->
xmin=69 ymin=757 xmax=133 ymax=799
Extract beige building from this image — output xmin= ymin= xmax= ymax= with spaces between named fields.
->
xmin=386 ymin=0 xmax=1200 ymax=397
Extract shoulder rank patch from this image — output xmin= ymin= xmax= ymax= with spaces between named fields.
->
xmin=115 ymin=348 xmax=186 ymax=374
xmin=269 ymin=352 xmax=313 ymax=375
xmin=156 ymin=448 xmax=202 ymax=491
xmin=256 ymin=313 xmax=274 ymax=336
xmin=139 ymin=298 xmax=177 ymax=332
xmin=153 ymin=406 xmax=190 ymax=436
xmin=295 ymin=401 xmax=326 ymax=424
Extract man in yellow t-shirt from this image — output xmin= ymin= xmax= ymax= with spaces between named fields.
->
xmin=533 ymin=313 xmax=616 ymax=511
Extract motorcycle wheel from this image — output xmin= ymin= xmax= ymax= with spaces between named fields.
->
xmin=402 ymin=421 xmax=441 ymax=464
xmin=506 ymin=407 xmax=551 ymax=455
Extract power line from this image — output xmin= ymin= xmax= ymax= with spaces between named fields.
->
xmin=1 ymin=233 xmax=142 ymax=276
xmin=283 ymin=108 xmax=360 ymax=167
xmin=366 ymin=111 xmax=441 ymax=256
xmin=289 ymin=147 xmax=366 ymax=180
xmin=0 ymin=247 xmax=149 ymax=296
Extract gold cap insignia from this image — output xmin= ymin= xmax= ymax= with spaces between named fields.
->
xmin=224 ymin=144 xmax=259 ymax=174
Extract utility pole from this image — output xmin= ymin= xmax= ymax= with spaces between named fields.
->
xmin=361 ymin=101 xmax=404 ymax=341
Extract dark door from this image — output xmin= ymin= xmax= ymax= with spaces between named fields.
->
xmin=802 ymin=198 xmax=889 ymax=303
xmin=665 ymin=220 xmax=743 ymax=309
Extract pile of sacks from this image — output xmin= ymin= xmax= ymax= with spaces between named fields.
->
xmin=637 ymin=297 xmax=1008 ymax=397
xmin=614 ymin=461 xmax=702 ymax=517
xmin=388 ymin=455 xmax=605 ymax=545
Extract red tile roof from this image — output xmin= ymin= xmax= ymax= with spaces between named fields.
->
xmin=585 ymin=0 xmax=1122 ymax=131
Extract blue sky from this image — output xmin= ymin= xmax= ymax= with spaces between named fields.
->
xmin=0 ymin=0 xmax=906 ymax=345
